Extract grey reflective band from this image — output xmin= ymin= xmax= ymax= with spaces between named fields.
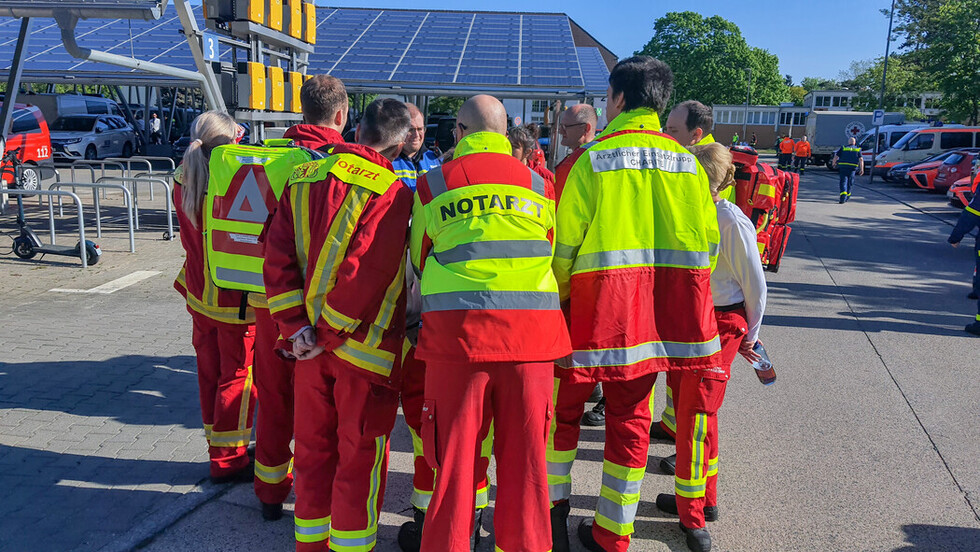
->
xmin=422 ymin=290 xmax=560 ymax=312
xmin=425 ymin=166 xmax=448 ymax=197
xmin=329 ymin=534 xmax=377 ymax=548
xmin=432 ymin=240 xmax=552 ymax=265
xmin=529 ymin=168 xmax=546 ymax=196
xmin=335 ymin=342 xmax=393 ymax=372
xmin=554 ymin=242 xmax=579 ymax=260
xmin=674 ymin=480 xmax=706 ymax=493
xmin=294 ymin=525 xmax=329 ymax=536
xmin=597 ymin=494 xmax=639 ymax=524
xmin=215 ymin=266 xmax=265 ymax=288
xmin=549 ymin=482 xmax=572 ymax=502
xmin=547 ymin=460 xmax=573 ymax=477
xmin=601 ymin=472 xmax=642 ymax=496
xmin=564 ymin=337 xmax=722 ymax=368
xmin=572 ymin=248 xmax=711 ymax=272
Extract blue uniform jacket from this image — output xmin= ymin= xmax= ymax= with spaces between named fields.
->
xmin=393 ymin=150 xmax=441 ymax=191
xmin=949 ymin=192 xmax=980 ymax=251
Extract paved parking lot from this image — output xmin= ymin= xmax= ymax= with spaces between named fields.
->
xmin=1 ymin=163 xmax=979 ymax=551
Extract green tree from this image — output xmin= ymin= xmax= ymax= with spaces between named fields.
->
xmin=428 ymin=96 xmax=464 ymax=116
xmin=800 ymin=77 xmax=839 ymax=92
xmin=840 ymin=54 xmax=929 ymax=119
xmin=890 ymin=0 xmax=980 ymax=123
xmin=634 ymin=11 xmax=788 ymax=107
xmin=788 ymin=86 xmax=807 ymax=106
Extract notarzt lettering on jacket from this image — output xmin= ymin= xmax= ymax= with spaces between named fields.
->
xmin=439 ymin=194 xmax=545 ymax=221
xmin=336 ymin=159 xmax=380 ymax=180
xmin=590 ymin=147 xmax=698 ymax=175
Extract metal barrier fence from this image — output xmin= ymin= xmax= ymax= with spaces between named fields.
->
xmin=95 ymin=176 xmax=174 ymax=240
xmin=2 ymin=188 xmax=89 ymax=268
xmin=48 ymin=182 xmax=135 ymax=253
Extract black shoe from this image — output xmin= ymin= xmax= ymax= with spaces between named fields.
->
xmin=655 ymin=493 xmax=719 ymax=522
xmin=839 ymin=195 xmax=847 ymax=204
xmin=680 ymin=522 xmax=712 ymax=552
xmin=581 ymin=398 xmax=605 ymax=426
xmin=660 ymin=454 xmax=677 ymax=475
xmin=247 ymin=442 xmax=256 ymax=458
xmin=261 ymin=501 xmax=283 ymax=521
xmin=576 ymin=518 xmax=607 ymax=552
xmin=650 ymin=422 xmax=676 ymax=442
xmin=210 ymin=460 xmax=254 ymax=484
xmin=551 ymin=500 xmax=570 ymax=552
xmin=588 ymin=383 xmax=603 ymax=403
xmin=968 ymin=292 xmax=978 ymax=300
xmin=966 ymin=321 xmax=980 ymax=336
xmin=397 ymin=507 xmax=425 ymax=552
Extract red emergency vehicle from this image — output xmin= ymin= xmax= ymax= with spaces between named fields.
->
xmin=928 ymin=149 xmax=980 ymax=192
xmin=1 ymin=103 xmax=53 ymax=190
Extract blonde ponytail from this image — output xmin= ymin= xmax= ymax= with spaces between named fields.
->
xmin=180 ymin=111 xmax=238 ymax=227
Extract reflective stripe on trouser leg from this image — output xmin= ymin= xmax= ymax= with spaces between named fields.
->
xmin=408 ymin=425 xmax=433 ymax=510
xmin=661 ymin=382 xmax=676 ymax=433
xmin=329 ymin=435 xmax=385 ymax=552
xmin=594 ymin=459 xmax=644 ymax=537
xmin=675 ymin=412 xmax=708 ymax=499
xmin=547 ymin=377 xmax=576 ymax=502
xmin=295 ymin=515 xmax=331 ymax=544
xmin=476 ymin=422 xmax=493 ymax=509
xmin=255 ymin=458 xmax=293 ymax=485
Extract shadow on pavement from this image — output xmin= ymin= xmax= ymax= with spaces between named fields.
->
xmin=894 ymin=523 xmax=980 ymax=551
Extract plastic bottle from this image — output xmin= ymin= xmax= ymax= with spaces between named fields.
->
xmin=752 ymin=341 xmax=776 ymax=386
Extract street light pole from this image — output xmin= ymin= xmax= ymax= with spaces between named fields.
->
xmin=742 ymin=66 xmax=752 ymax=143
xmin=870 ymin=0 xmax=896 ymax=186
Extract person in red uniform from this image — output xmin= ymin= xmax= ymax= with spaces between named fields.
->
xmin=525 ymin=122 xmax=547 ymax=171
xmin=508 ymin=125 xmax=555 ymax=184
xmin=411 ymin=95 xmax=572 ymax=552
xmin=554 ymin=103 xmax=598 ymax=202
xmin=777 ymin=135 xmax=796 ymax=170
xmin=251 ymin=75 xmax=348 ymax=522
xmin=173 ymin=111 xmax=256 ymax=483
xmin=655 ymin=143 xmax=767 ymax=552
xmin=263 ymin=99 xmax=413 ymax=552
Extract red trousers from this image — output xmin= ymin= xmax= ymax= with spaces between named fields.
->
xmin=253 ymin=307 xmax=295 ymax=505
xmin=420 ymin=360 xmax=553 ymax=552
xmin=400 ymin=345 xmax=490 ymax=512
xmin=190 ymin=312 xmax=256 ymax=477
xmin=548 ymin=373 xmax=658 ymax=552
xmin=672 ymin=309 xmax=746 ymax=529
xmin=293 ymin=352 xmax=399 ymax=552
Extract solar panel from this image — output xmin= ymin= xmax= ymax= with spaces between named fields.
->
xmin=0 ymin=6 xmax=611 ymax=96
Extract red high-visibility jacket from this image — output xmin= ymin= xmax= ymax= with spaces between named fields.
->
xmin=173 ymin=169 xmax=254 ymax=325
xmin=779 ymin=138 xmax=796 ymax=154
xmin=795 ymin=141 xmax=811 ymax=157
xmin=263 ymin=143 xmax=413 ymax=387
xmin=282 ymin=124 xmax=344 ymax=151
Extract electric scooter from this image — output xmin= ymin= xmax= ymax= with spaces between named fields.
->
xmin=2 ymin=148 xmax=101 ymax=265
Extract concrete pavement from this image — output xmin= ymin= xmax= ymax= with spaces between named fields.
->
xmin=1 ymin=163 xmax=979 ymax=551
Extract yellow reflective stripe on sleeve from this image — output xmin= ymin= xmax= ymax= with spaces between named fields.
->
xmin=208 ymin=428 xmax=252 ymax=447
xmin=707 ymin=456 xmax=719 ymax=477
xmin=321 ymin=303 xmax=361 ymax=333
xmin=292 ymin=182 xmax=311 ymax=273
xmin=237 ymin=364 xmax=254 ymax=434
xmin=362 ymin=256 xmax=405 ymax=348
xmin=334 ymin=338 xmax=396 ymax=377
xmin=295 ymin=515 xmax=331 ymax=544
xmin=255 ymin=458 xmax=293 ymax=484
xmin=268 ymin=289 xmax=304 ymax=314
xmin=966 ymin=205 xmax=980 ymax=217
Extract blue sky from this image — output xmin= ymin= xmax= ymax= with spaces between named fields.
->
xmin=314 ymin=0 xmax=895 ymax=83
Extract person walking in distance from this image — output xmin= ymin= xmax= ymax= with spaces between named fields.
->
xmin=251 ymin=75 xmax=349 ymax=522
xmin=654 ymin=143 xmax=768 ymax=552
xmin=173 ymin=111 xmax=256 ymax=484
xmin=832 ymin=137 xmax=863 ymax=203
xmin=263 ymin=99 xmax=414 ymax=552
xmin=548 ymin=56 xmax=722 ymax=552
xmin=410 ymin=95 xmax=571 ymax=552
xmin=777 ymin=135 xmax=795 ymax=170
xmin=793 ymin=136 xmax=811 ymax=175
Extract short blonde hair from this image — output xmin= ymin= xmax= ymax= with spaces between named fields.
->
xmin=688 ymin=142 xmax=735 ymax=196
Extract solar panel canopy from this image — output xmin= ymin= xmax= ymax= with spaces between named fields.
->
xmin=0 ymin=6 xmax=613 ymax=97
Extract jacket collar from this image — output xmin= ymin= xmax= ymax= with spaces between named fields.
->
xmin=282 ymin=124 xmax=344 ymax=150
xmin=329 ymin=142 xmax=395 ymax=170
xmin=453 ymin=132 xmax=512 ymax=159
xmin=597 ymin=107 xmax=662 ymax=139
xmin=696 ymin=133 xmax=715 ymax=145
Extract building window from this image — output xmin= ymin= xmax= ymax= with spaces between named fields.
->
xmin=531 ymin=100 xmax=549 ymax=112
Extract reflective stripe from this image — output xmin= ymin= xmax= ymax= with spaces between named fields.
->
xmin=306 ymin=188 xmax=370 ymax=323
xmin=425 ymin=166 xmax=448 ymax=197
xmin=529 ymin=169 xmax=546 ymax=196
xmin=674 ymin=479 xmax=707 ymax=498
xmin=433 ymin=239 xmax=553 ymax=264
xmin=329 ymin=531 xmax=376 ymax=551
xmin=966 ymin=206 xmax=980 ymax=217
xmin=335 ymin=339 xmax=395 ymax=377
xmin=366 ymin=435 xmax=385 ymax=528
xmin=549 ymin=481 xmax=572 ymax=502
xmin=321 ymin=303 xmax=361 ymax=333
xmin=547 ymin=460 xmax=573 ymax=477
xmin=203 ymin=423 xmax=212 ymax=442
xmin=422 ymin=290 xmax=560 ymax=312
xmin=268 ymin=289 xmax=304 ymax=314
xmin=476 ymin=485 xmax=490 ymax=508
xmin=596 ymin=494 xmax=639 ymax=526
xmin=758 ymin=183 xmax=776 ymax=198
xmin=707 ymin=456 xmax=719 ymax=477
xmin=693 ymin=413 xmax=706 ymax=480
xmin=295 ymin=515 xmax=331 ymax=543
xmin=215 ymin=266 xmax=265 ymax=288
xmin=572 ymin=247 xmax=711 ymax=272
xmin=554 ymin=242 xmax=579 ymax=260
xmin=292 ymin=182 xmax=311 ymax=273
xmin=560 ymin=336 xmax=722 ymax=368
xmin=255 ymin=459 xmax=293 ymax=484
xmin=547 ymin=377 xmax=575 ymax=502
xmin=590 ymin=146 xmax=698 ymax=175
xmin=412 ymin=488 xmax=432 ymax=510
xmin=237 ymin=365 xmax=253 ymax=436
xmin=208 ymin=428 xmax=252 ymax=447
xmin=601 ymin=471 xmax=642 ymax=495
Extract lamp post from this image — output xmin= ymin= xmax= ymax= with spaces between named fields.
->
xmin=742 ymin=67 xmax=752 ymax=143
xmin=870 ymin=0 xmax=896 ymax=186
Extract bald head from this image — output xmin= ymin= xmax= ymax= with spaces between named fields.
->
xmin=560 ymin=104 xmax=597 ymax=147
xmin=456 ymin=95 xmax=508 ymax=140
xmin=848 ymin=137 xmax=856 ymax=145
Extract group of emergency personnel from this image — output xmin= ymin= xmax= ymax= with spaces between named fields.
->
xmin=173 ymin=55 xmax=769 ymax=552
xmin=776 ymin=134 xmax=811 ymax=175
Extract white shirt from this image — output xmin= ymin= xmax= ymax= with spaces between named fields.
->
xmin=710 ymin=199 xmax=767 ymax=343
xmin=150 ymin=118 xmax=161 ymax=133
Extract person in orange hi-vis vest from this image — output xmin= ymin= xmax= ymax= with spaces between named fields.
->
xmin=793 ymin=135 xmax=812 ymax=175
xmin=777 ymin=135 xmax=796 ymax=170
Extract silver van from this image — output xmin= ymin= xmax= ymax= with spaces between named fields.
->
xmin=49 ymin=115 xmax=136 ymax=160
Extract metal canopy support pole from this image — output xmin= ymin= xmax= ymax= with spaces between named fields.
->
xmin=174 ymin=0 xmax=226 ymax=112
xmin=143 ymin=87 xmax=151 ymax=148
xmin=0 ymin=18 xmax=34 ymax=141
xmin=870 ymin=0 xmax=897 ymax=187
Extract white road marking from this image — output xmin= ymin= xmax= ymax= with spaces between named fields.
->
xmin=50 ymin=270 xmax=161 ymax=295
